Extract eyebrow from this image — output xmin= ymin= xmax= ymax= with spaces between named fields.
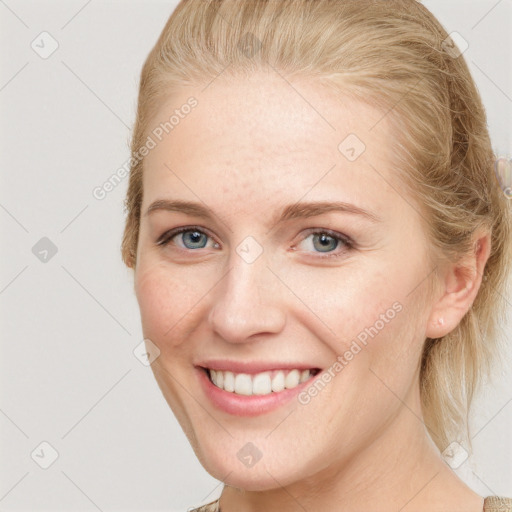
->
xmin=144 ymin=199 xmax=382 ymax=225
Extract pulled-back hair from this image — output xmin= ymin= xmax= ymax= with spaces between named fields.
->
xmin=122 ymin=0 xmax=512 ymax=454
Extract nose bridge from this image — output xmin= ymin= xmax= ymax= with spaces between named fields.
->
xmin=208 ymin=243 xmax=285 ymax=342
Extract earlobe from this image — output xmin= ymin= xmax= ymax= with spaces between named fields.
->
xmin=425 ymin=230 xmax=491 ymax=339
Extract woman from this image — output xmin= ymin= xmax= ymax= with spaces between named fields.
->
xmin=121 ymin=0 xmax=512 ymax=510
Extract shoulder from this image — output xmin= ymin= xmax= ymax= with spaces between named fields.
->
xmin=188 ymin=498 xmax=220 ymax=512
xmin=484 ymin=496 xmax=512 ymax=512
xmin=188 ymin=497 xmax=512 ymax=512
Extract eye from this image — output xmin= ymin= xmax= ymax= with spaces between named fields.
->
xmin=156 ymin=226 xmax=219 ymax=250
xmin=295 ymin=229 xmax=353 ymax=258
xmin=156 ymin=226 xmax=353 ymax=259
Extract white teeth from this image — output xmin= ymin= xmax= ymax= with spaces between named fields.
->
xmin=207 ymin=368 xmax=317 ymax=396
xmin=285 ymin=369 xmax=300 ymax=389
xmin=271 ymin=371 xmax=285 ymax=392
xmin=300 ymin=369 xmax=311 ymax=383
xmin=234 ymin=373 xmax=252 ymax=395
xmin=216 ymin=370 xmax=224 ymax=389
xmin=252 ymin=372 xmax=272 ymax=395
xmin=223 ymin=371 xmax=235 ymax=392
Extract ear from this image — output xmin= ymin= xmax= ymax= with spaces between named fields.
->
xmin=425 ymin=229 xmax=491 ymax=339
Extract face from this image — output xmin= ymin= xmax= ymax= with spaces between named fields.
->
xmin=134 ymin=70 xmax=436 ymax=491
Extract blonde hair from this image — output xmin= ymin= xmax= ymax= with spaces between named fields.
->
xmin=122 ymin=0 xmax=512 ymax=454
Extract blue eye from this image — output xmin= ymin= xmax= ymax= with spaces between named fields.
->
xmin=156 ymin=226 xmax=353 ymax=259
xmin=179 ymin=230 xmax=208 ymax=249
xmin=312 ymin=233 xmax=338 ymax=252
xmin=157 ymin=227 xmax=218 ymax=250
xmin=297 ymin=230 xmax=352 ymax=258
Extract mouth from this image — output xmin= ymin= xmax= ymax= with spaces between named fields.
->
xmin=199 ymin=366 xmax=322 ymax=397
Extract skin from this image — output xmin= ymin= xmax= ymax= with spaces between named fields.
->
xmin=133 ymin=68 xmax=491 ymax=512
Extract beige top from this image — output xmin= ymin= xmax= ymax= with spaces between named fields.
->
xmin=189 ymin=496 xmax=512 ymax=512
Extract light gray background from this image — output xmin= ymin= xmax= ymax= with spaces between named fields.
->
xmin=0 ymin=1 xmax=511 ymax=510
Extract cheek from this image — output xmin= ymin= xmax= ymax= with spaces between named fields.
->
xmin=301 ymin=261 xmax=427 ymax=371
xmin=337 ymin=288 xmax=426 ymax=404
xmin=281 ymin=261 xmax=406 ymax=342
xmin=134 ymin=262 xmax=204 ymax=350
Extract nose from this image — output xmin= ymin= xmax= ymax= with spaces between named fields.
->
xmin=207 ymin=249 xmax=286 ymax=343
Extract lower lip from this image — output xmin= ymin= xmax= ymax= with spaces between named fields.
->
xmin=196 ymin=367 xmax=319 ymax=417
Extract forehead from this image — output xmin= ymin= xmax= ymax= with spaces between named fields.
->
xmin=141 ymin=71 xmax=405 ymax=220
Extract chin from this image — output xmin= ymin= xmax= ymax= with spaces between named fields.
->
xmin=196 ymin=445 xmax=309 ymax=492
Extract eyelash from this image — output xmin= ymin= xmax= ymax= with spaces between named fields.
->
xmin=155 ymin=225 xmax=354 ymax=259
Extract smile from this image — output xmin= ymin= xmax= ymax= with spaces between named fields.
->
xmin=205 ymin=367 xmax=321 ymax=396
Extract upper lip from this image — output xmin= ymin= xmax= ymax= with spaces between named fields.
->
xmin=195 ymin=360 xmax=322 ymax=375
